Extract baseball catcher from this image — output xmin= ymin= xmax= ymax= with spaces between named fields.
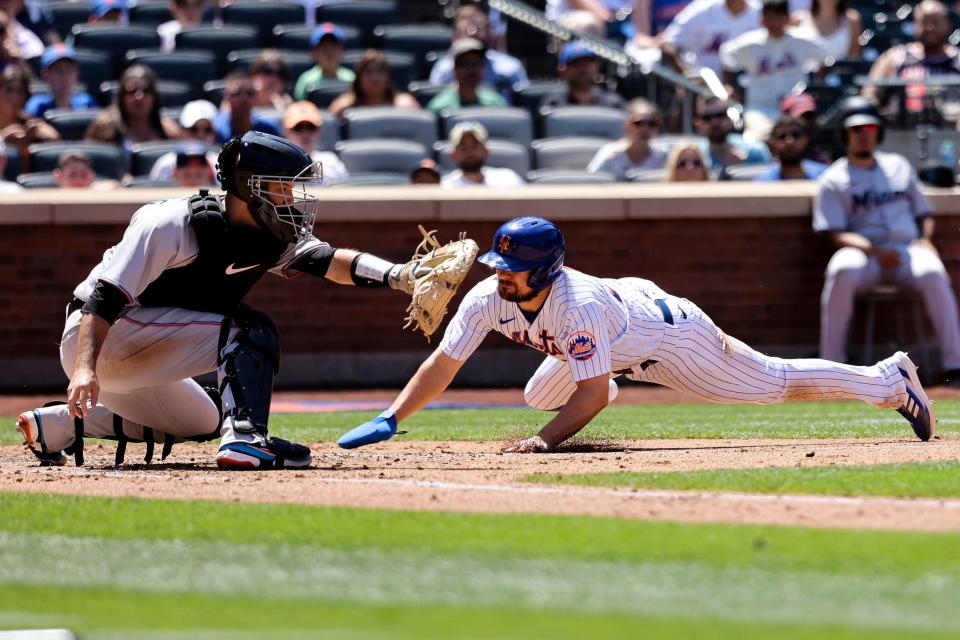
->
xmin=15 ymin=131 xmax=475 ymax=469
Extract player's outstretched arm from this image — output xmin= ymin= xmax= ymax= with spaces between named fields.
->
xmin=337 ymin=348 xmax=464 ymax=449
xmin=503 ymin=374 xmax=610 ymax=453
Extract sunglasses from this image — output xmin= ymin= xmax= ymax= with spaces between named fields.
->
xmin=676 ymin=158 xmax=703 ymax=170
xmin=631 ymin=118 xmax=659 ymax=128
xmin=228 ymin=88 xmax=256 ymax=97
xmin=698 ymin=111 xmax=727 ymax=122
xmin=849 ymin=124 xmax=880 ymax=133
xmin=774 ymin=129 xmax=807 ymax=141
xmin=291 ymin=123 xmax=318 ymax=133
xmin=123 ymin=84 xmax=153 ymax=94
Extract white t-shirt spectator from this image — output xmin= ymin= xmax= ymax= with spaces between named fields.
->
xmin=720 ymin=28 xmax=825 ymax=120
xmin=662 ymin=0 xmax=761 ymax=76
xmin=13 ymin=19 xmax=44 ymax=59
xmin=546 ymin=0 xmax=633 ymax=20
xmin=587 ymin=140 xmax=668 ymax=180
xmin=441 ymin=167 xmax=525 ymax=188
xmin=309 ymin=150 xmax=349 ymax=186
xmin=0 ymin=179 xmax=24 ymax=193
xmin=149 ymin=150 xmax=220 ymax=183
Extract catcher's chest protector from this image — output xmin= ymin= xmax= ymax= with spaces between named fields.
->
xmin=137 ymin=193 xmax=289 ymax=315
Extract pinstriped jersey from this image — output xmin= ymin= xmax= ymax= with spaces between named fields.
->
xmin=439 ymin=267 xmax=672 ymax=381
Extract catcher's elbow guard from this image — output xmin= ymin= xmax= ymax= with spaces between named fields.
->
xmin=350 ymin=253 xmax=396 ymax=288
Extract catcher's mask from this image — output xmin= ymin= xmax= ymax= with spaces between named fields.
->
xmin=217 ymin=131 xmax=323 ymax=244
xmin=478 ymin=217 xmax=565 ymax=291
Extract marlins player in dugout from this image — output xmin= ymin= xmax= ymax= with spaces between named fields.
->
xmin=339 ymin=216 xmax=935 ymax=453
xmin=16 ymin=131 xmax=429 ymax=470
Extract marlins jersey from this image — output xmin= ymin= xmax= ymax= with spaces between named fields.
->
xmin=814 ymin=152 xmax=932 ymax=248
xmin=73 ymin=196 xmax=331 ymax=312
xmin=439 ymin=267 xmax=675 ymax=381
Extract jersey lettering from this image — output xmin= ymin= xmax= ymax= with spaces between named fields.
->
xmin=511 ymin=329 xmax=564 ymax=356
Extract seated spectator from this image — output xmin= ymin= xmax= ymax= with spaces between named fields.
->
xmin=53 ymin=150 xmax=118 ymax=189
xmin=427 ymin=38 xmax=507 ymax=114
xmin=539 ymin=41 xmax=626 ymax=110
xmin=694 ymin=96 xmax=771 ymax=170
xmin=720 ymin=0 xmax=825 ymax=138
xmin=754 ymin=115 xmax=827 ymax=180
xmin=158 ymin=0 xmax=206 ymax=52
xmin=429 ymin=4 xmax=527 ymax=101
xmin=149 ymin=99 xmax=218 ymax=181
xmin=790 ymin=0 xmax=862 ymax=60
xmin=863 ymin=0 xmax=960 ymax=125
xmin=25 ymin=44 xmax=98 ymax=118
xmin=441 ymin=121 xmax=525 ymax=188
xmin=328 ymin=49 xmax=420 ymax=118
xmin=250 ymin=50 xmax=293 ymax=112
xmin=10 ymin=0 xmax=59 ymax=46
xmin=411 ymin=158 xmax=441 ymax=184
xmin=664 ymin=143 xmax=711 ymax=181
xmin=0 ymin=1 xmax=42 ymax=59
xmin=214 ymin=70 xmax=280 ymax=144
xmin=587 ymin=98 xmax=666 ymax=179
xmin=88 ymin=0 xmax=128 ymax=24
xmin=170 ymin=142 xmax=215 ymax=187
xmin=281 ymin=100 xmax=348 ymax=185
xmin=0 ymin=65 xmax=59 ymax=152
xmin=85 ymin=65 xmax=179 ymax=147
xmin=294 ymin=23 xmax=354 ymax=101
xmin=0 ymin=138 xmax=22 ymax=191
xmin=780 ymin=92 xmax=831 ymax=163
xmin=661 ymin=0 xmax=760 ymax=77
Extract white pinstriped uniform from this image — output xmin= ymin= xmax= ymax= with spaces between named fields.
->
xmin=440 ymin=267 xmax=908 ymax=412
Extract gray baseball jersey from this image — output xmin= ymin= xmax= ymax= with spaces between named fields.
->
xmin=813 ymin=152 xmax=932 ymax=247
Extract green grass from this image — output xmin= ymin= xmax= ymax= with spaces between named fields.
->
xmin=2 ymin=492 xmax=960 ymax=639
xmin=3 ymin=399 xmax=959 ymax=446
xmin=525 ymin=460 xmax=960 ymax=498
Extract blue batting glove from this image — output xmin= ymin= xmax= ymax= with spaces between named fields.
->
xmin=337 ymin=411 xmax=398 ymax=449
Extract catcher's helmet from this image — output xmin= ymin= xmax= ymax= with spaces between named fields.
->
xmin=478 ymin=217 xmax=565 ymax=290
xmin=837 ymin=96 xmax=884 ymax=145
xmin=216 ymin=131 xmax=322 ymax=244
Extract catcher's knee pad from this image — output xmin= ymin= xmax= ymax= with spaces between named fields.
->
xmin=219 ymin=308 xmax=280 ymax=435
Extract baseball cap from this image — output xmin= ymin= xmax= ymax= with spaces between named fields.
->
xmin=178 ymin=99 xmax=218 ymax=129
xmin=310 ymin=22 xmax=345 ymax=47
xmin=450 ymin=37 xmax=485 ymax=60
xmin=449 ymin=121 xmax=488 ymax=146
xmin=410 ymin=158 xmax=440 ymax=179
xmin=91 ymin=0 xmax=128 ymax=18
xmin=843 ymin=112 xmax=882 ymax=128
xmin=40 ymin=44 xmax=77 ymax=72
xmin=283 ymin=100 xmax=323 ymax=130
xmin=559 ymin=41 xmax=595 ymax=65
xmin=175 ymin=142 xmax=209 ymax=168
xmin=780 ymin=92 xmax=816 ymax=118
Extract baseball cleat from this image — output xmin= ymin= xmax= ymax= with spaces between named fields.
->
xmin=892 ymin=351 xmax=935 ymax=441
xmin=16 ymin=411 xmax=38 ymax=445
xmin=216 ymin=437 xmax=312 ymax=470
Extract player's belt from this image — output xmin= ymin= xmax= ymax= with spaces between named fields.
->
xmin=654 ymin=298 xmax=673 ymax=325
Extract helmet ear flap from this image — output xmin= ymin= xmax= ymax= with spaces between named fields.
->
xmin=216 ymin=136 xmax=242 ymax=196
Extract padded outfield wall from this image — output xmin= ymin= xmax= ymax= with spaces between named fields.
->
xmin=2 ymin=183 xmax=959 ymax=389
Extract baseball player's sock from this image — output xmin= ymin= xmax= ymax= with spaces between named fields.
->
xmin=216 ymin=437 xmax=312 ymax=470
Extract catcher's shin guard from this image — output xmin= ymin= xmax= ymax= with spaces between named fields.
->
xmin=218 ymin=307 xmax=279 ymax=436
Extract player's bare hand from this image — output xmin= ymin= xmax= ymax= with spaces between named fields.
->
xmin=501 ymin=435 xmax=551 ymax=454
xmin=67 ymin=367 xmax=100 ymax=418
xmin=872 ymin=247 xmax=902 ymax=270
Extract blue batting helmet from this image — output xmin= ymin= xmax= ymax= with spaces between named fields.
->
xmin=478 ymin=217 xmax=565 ymax=290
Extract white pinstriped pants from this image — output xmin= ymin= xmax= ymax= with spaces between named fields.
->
xmin=524 ymin=298 xmax=907 ymax=412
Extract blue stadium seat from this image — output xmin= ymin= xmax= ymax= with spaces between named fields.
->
xmin=530 ymin=137 xmax=608 ymax=170
xmin=129 ymin=140 xmax=184 ymax=176
xmin=342 ymin=107 xmax=437 ymax=148
xmin=407 ymin=81 xmax=445 ymax=107
xmin=512 ymin=80 xmax=566 ymax=116
xmin=99 ymin=79 xmax=193 ymax=108
xmin=49 ymin=0 xmax=92 ymax=40
xmin=318 ymin=109 xmax=340 ymax=151
xmin=44 ymin=108 xmax=103 ymax=141
xmin=315 ymin=0 xmax=400 ymax=44
xmin=721 ymin=163 xmax=776 ymax=181
xmin=441 ymin=107 xmax=534 ymax=146
xmin=125 ymin=177 xmax=179 ymax=187
xmin=222 ymin=1 xmax=305 ymax=42
xmin=70 ymin=24 xmax=161 ymax=75
xmin=128 ymin=0 xmax=174 ymax=25
xmin=373 ymin=24 xmax=453 ymax=78
xmin=329 ymin=172 xmax=409 ymax=186
xmin=175 ymin=25 xmax=261 ymax=75
xmin=125 ymin=49 xmax=217 ymax=93
xmin=272 ymin=23 xmax=363 ymax=50
xmin=541 ymin=106 xmax=625 ymax=140
xmin=3 ymin=145 xmax=21 ymax=180
xmin=73 ymin=49 xmax=113 ymax=105
xmin=28 ymin=141 xmax=124 ymax=178
xmin=203 ymin=79 xmax=226 ymax=104
xmin=627 ymin=167 xmax=668 ymax=182
xmin=306 ymin=81 xmax=352 ymax=108
xmin=334 ymin=139 xmax=427 ymax=174
xmin=227 ymin=49 xmax=314 ymax=79
xmin=434 ymin=139 xmax=530 ymax=175
xmin=526 ymin=169 xmax=617 ymax=184
xmin=16 ymin=172 xmax=58 ymax=188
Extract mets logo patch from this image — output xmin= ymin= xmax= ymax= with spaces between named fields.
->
xmin=567 ymin=331 xmax=597 ymax=361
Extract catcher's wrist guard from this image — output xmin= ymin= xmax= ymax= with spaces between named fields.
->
xmin=350 ymin=253 xmax=396 ymax=288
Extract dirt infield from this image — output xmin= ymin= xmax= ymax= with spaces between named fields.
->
xmin=3 ymin=435 xmax=960 ymax=532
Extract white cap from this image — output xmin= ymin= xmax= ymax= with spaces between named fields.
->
xmin=179 ymin=100 xmax=218 ymax=129
xmin=0 ymin=137 xmax=6 ymax=154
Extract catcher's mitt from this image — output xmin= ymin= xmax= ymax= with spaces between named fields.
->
xmin=399 ymin=225 xmax=478 ymax=339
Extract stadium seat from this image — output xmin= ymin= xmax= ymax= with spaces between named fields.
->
xmin=512 ymin=80 xmax=566 ymax=116
xmin=16 ymin=172 xmax=58 ymax=188
xmin=44 ymin=108 xmax=102 ymax=141
xmin=441 ymin=107 xmax=533 ymax=146
xmin=129 ymin=140 xmax=184 ymax=176
xmin=175 ymin=25 xmax=261 ymax=75
xmin=306 ymin=81 xmax=352 ymax=108
xmin=315 ymin=0 xmax=400 ymax=43
xmin=125 ymin=177 xmax=179 ymax=187
xmin=649 ymin=134 xmax=709 ymax=157
xmin=407 ymin=81 xmax=445 ymax=107
xmin=70 ymin=24 xmax=162 ymax=74
xmin=222 ymin=1 xmax=305 ymax=42
xmin=28 ymin=141 xmax=124 ymax=178
xmin=318 ymin=109 xmax=340 ymax=151
xmin=29 ymin=81 xmax=90 ymax=102
xmin=3 ymin=145 xmax=20 ymax=180
xmin=272 ymin=23 xmax=363 ymax=50
xmin=526 ymin=169 xmax=616 ymax=184
xmin=128 ymin=0 xmax=174 ymax=25
xmin=627 ymin=167 xmax=668 ymax=182
xmin=334 ymin=139 xmax=427 ymax=174
xmin=73 ymin=49 xmax=113 ymax=105
xmin=329 ymin=172 xmax=409 ymax=186
xmin=227 ymin=49 xmax=314 ymax=79
xmin=434 ymin=139 xmax=530 ymax=175
xmin=202 ymin=79 xmax=226 ymax=104
xmin=721 ymin=163 xmax=776 ymax=181
xmin=49 ymin=0 xmax=92 ymax=40
xmin=824 ymin=57 xmax=873 ymax=86
xmin=342 ymin=107 xmax=437 ymax=148
xmin=530 ymin=137 xmax=608 ymax=170
xmin=125 ymin=49 xmax=217 ymax=93
xmin=99 ymin=79 xmax=193 ymax=108
xmin=373 ymin=24 xmax=453 ymax=77
xmin=342 ymin=49 xmax=415 ymax=89
xmin=541 ymin=106 xmax=625 ymax=140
